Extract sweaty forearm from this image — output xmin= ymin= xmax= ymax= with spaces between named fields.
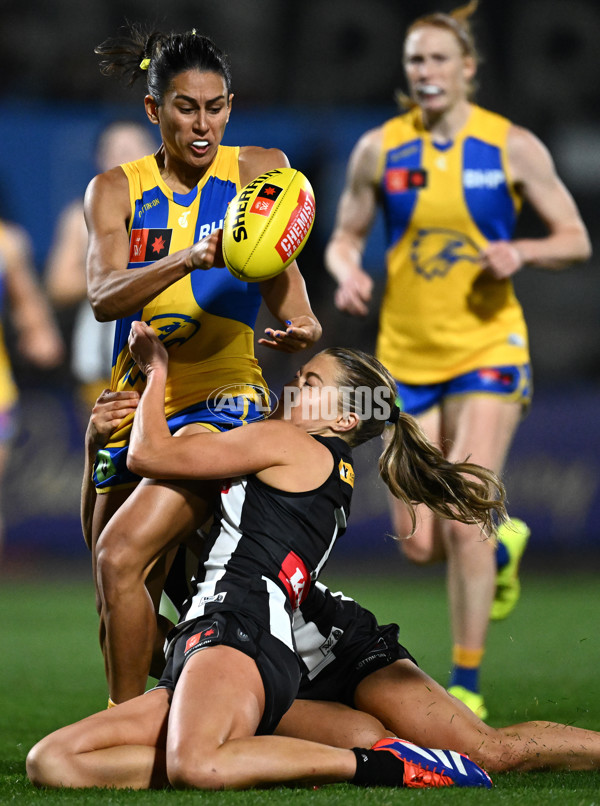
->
xmin=88 ymin=249 xmax=193 ymax=321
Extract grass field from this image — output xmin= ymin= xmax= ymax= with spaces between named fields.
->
xmin=1 ymin=561 xmax=599 ymax=804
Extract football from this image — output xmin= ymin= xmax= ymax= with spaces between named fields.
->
xmin=222 ymin=167 xmax=316 ymax=282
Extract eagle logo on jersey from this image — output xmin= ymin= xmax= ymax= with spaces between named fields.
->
xmin=122 ymin=313 xmax=201 ymax=386
xmin=147 ymin=313 xmax=201 ymax=349
xmin=411 ymin=227 xmax=480 ymax=280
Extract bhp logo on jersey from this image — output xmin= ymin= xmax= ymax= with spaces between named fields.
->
xmin=129 ymin=228 xmax=173 ymax=262
xmin=463 ymin=168 xmax=505 ymax=189
xmin=185 ymin=622 xmax=220 ymax=653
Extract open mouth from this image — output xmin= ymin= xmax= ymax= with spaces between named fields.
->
xmin=417 ymin=85 xmax=443 ymax=98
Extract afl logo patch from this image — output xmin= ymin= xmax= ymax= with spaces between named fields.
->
xmin=129 ymin=228 xmax=172 ymax=262
xmin=184 ymin=621 xmax=220 ymax=653
xmin=385 ymin=168 xmax=427 ymax=193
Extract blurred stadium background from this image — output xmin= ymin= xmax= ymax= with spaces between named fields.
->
xmin=1 ymin=0 xmax=599 ymax=573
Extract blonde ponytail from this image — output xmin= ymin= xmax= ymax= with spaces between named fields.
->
xmin=379 ymin=412 xmax=506 ymax=536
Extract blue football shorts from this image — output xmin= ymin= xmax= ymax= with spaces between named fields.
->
xmin=93 ymin=394 xmax=267 ymax=493
xmin=395 ymin=364 xmax=532 ymax=417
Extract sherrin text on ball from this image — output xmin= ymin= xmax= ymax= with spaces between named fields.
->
xmin=222 ymin=167 xmax=316 ymax=282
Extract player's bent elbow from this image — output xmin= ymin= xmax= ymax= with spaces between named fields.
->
xmin=126 ymin=448 xmax=151 ymax=478
xmin=569 ymin=229 xmax=593 ymax=265
xmin=87 ymin=293 xmax=114 ymax=323
xmin=580 ymin=236 xmax=593 ymax=263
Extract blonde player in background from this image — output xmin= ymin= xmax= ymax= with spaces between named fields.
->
xmin=325 ymin=0 xmax=591 ymax=718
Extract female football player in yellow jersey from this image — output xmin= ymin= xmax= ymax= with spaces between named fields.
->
xmin=325 ymin=1 xmax=591 ymax=719
xmin=83 ymin=25 xmax=322 ymax=705
xmin=0 ymin=221 xmax=64 ymax=560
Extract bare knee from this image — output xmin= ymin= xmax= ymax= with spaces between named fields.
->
xmin=168 ymin=750 xmax=224 ymax=790
xmin=27 ymin=736 xmax=69 ymax=788
xmin=398 ymin=534 xmax=439 ymax=565
xmin=444 ymin=519 xmax=491 ymax=550
xmin=96 ymin=528 xmax=145 ymax=597
xmin=347 ymin=718 xmax=389 ymax=749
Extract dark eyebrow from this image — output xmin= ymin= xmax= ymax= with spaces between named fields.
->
xmin=174 ymin=93 xmax=226 ymax=105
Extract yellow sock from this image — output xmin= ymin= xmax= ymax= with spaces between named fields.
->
xmin=452 ymin=645 xmax=484 ymax=668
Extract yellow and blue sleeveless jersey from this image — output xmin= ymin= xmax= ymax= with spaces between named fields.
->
xmin=106 ymin=145 xmax=267 ymax=447
xmin=0 ymin=223 xmax=19 ymax=414
xmin=375 ymin=104 xmax=530 ymax=384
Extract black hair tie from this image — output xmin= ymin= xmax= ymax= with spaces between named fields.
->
xmin=387 ymin=404 xmax=400 ymax=424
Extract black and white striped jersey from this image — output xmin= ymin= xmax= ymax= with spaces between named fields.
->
xmin=178 ymin=435 xmax=355 ymax=654
xmin=293 ymin=581 xmax=360 ymax=681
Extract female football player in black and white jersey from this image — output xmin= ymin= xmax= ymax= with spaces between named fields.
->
xmin=27 ymin=320 xmax=505 ymax=791
xmin=279 ymin=583 xmax=600 ymax=772
xmin=28 ymin=324 xmax=600 ymax=789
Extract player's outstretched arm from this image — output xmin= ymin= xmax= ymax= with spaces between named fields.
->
xmin=126 ymin=322 xmax=298 ymax=480
xmin=259 ymin=263 xmax=322 ymax=352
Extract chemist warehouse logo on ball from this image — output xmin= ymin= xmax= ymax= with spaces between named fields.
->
xmin=275 ymin=188 xmax=316 ymax=261
xmin=207 ymin=384 xmax=277 ymax=423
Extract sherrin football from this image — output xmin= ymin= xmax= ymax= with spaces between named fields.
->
xmin=222 ymin=167 xmax=316 ymax=282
